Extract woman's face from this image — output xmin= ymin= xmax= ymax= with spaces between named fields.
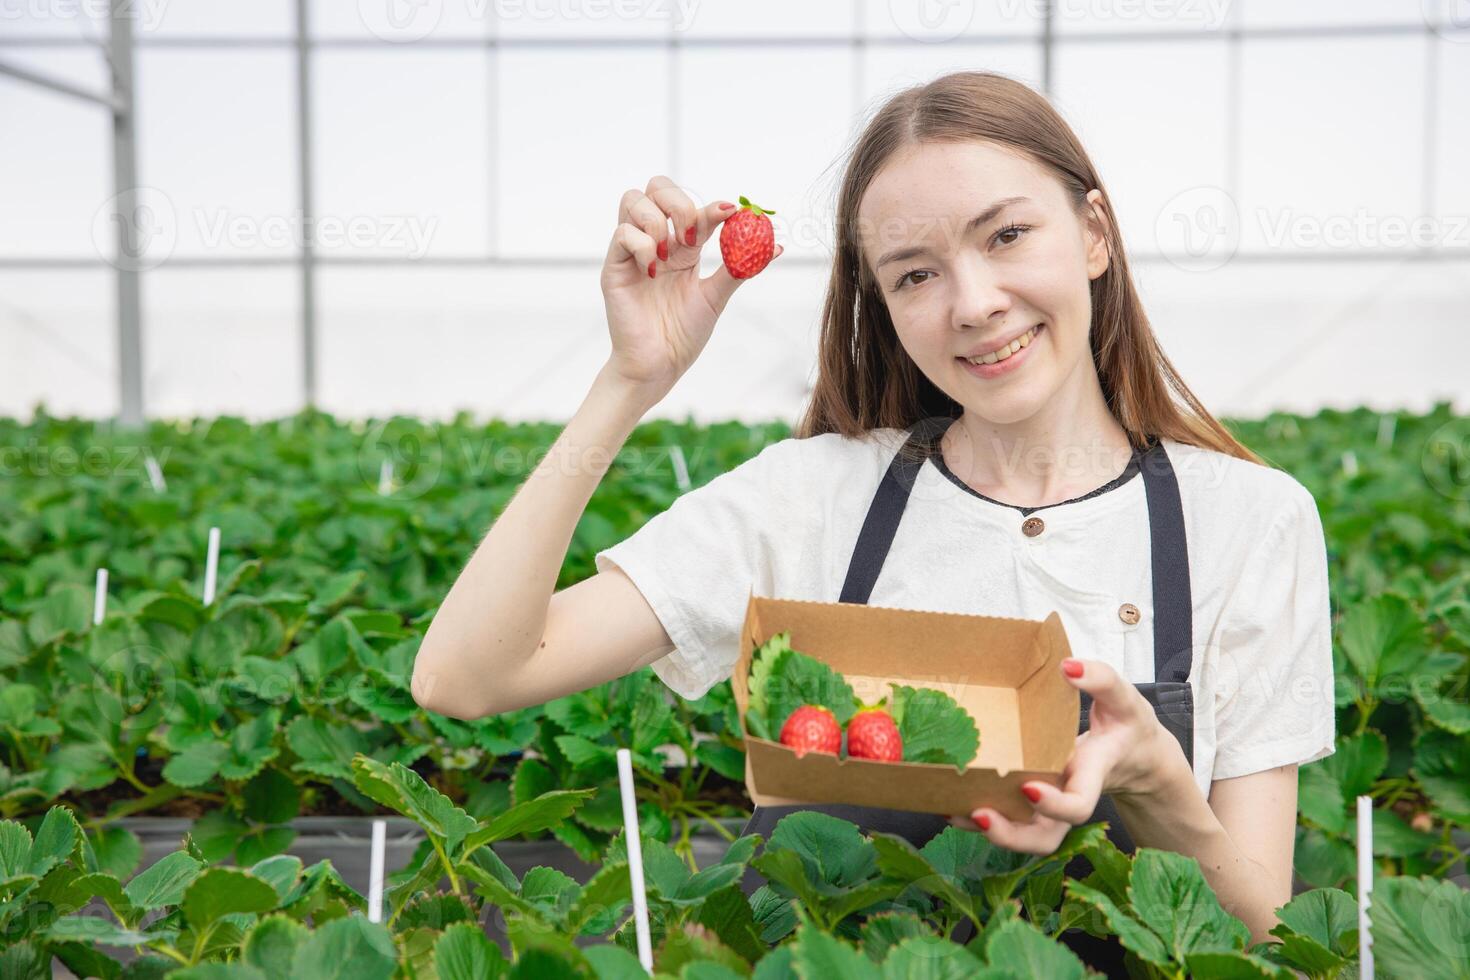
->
xmin=857 ymin=140 xmax=1111 ymax=426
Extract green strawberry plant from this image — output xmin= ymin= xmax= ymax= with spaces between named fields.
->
xmin=5 ymin=789 xmax=1465 ymax=978
xmin=2 ymin=404 xmax=1469 ymax=964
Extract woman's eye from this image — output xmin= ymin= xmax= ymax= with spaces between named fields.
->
xmin=994 ymin=223 xmax=1031 ymax=246
xmin=893 ymin=269 xmax=931 ymax=290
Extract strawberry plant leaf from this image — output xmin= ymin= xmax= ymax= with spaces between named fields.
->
xmin=1272 ymin=887 xmax=1357 ymax=957
xmin=1065 ymin=878 xmax=1171 ymax=968
xmin=25 ymin=585 xmax=90 ymax=647
xmin=870 ymin=832 xmax=975 ymax=920
xmin=655 ymin=922 xmax=749 ymax=977
xmin=695 ymin=884 xmax=767 ymax=965
xmin=434 ymin=920 xmax=508 ymax=980
xmin=43 ymin=915 xmax=156 ymax=948
xmin=287 ymin=915 xmax=398 ymax=980
xmin=859 ymin=911 xmax=930 ymax=963
xmin=285 ymin=717 xmax=368 ymax=781
xmin=162 ymin=742 xmax=228 ymax=789
xmin=1182 ymin=951 xmax=1294 ymax=978
xmin=122 ymin=851 xmax=203 ymax=911
xmin=1366 ymin=876 xmax=1470 ymax=979
xmin=1413 ymin=730 xmax=1470 ymax=818
xmin=350 ymin=757 xmax=477 ymax=855
xmin=249 ymin=855 xmax=303 ymax=904
xmin=984 ymin=916 xmax=1088 ymax=978
xmin=1337 ymin=594 xmax=1426 ymax=690
xmin=882 ymin=935 xmax=982 ymax=977
xmin=791 ymin=922 xmax=880 ymax=980
xmin=459 ymin=788 xmax=595 ymax=857
xmin=767 ymin=811 xmax=876 ymax=891
xmin=566 ymin=861 xmax=630 ymax=935
xmin=887 ymin=684 xmax=979 ymax=769
xmin=694 ymin=740 xmax=746 ymax=782
xmin=745 ymin=632 xmax=855 ymax=741
xmin=87 ymin=826 xmax=142 ymax=881
xmin=544 ymin=690 xmax=613 ymax=740
xmin=242 ymin=768 xmax=300 ymax=825
xmin=28 ymin=806 xmax=80 ymax=879
xmin=1127 ymin=849 xmax=1250 ymax=960
xmin=189 ymin=808 xmax=249 ymax=864
xmin=236 ymin=826 xmax=296 ymax=867
xmin=243 ymin=914 xmax=308 ymax=977
xmin=222 ymin=709 xmax=282 ymax=781
xmin=182 ymin=868 xmax=279 ymax=931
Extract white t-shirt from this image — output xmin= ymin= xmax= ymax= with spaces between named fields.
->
xmin=594 ymin=427 xmax=1337 ymax=798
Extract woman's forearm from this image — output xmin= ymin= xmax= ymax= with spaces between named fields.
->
xmin=1112 ymin=754 xmax=1290 ymax=944
xmin=411 ymin=361 xmax=660 ymax=720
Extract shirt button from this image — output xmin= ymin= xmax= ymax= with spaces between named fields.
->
xmin=1021 ymin=517 xmax=1045 ymax=537
xmin=1118 ymin=602 xmax=1141 ymax=625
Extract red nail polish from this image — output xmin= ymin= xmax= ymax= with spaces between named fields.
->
xmin=1022 ymin=785 xmax=1042 ymax=803
xmin=974 ymin=814 xmax=990 ymax=831
xmin=685 ymin=225 xmax=696 ymax=246
xmin=647 ymin=261 xmax=656 ymax=279
xmin=718 ymin=202 xmax=736 ymax=210
xmin=657 ymin=239 xmax=668 ymax=261
xmin=1062 ymin=660 xmax=1084 ymax=678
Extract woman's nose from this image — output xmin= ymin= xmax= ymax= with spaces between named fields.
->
xmin=948 ymin=259 xmax=1014 ymax=329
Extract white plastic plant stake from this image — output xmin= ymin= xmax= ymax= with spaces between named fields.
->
xmin=1377 ymin=414 xmax=1395 ymax=450
xmin=616 ymin=748 xmax=653 ymax=973
xmin=669 ymin=445 xmax=691 ymax=493
xmin=93 ymin=568 xmax=108 ymax=626
xmin=144 ymin=451 xmax=167 ymax=493
xmin=202 ymin=526 xmax=221 ymax=606
xmin=378 ymin=459 xmax=393 ymax=496
xmin=1358 ymin=794 xmax=1374 ymax=979
xmin=367 ymin=819 xmax=386 ymax=924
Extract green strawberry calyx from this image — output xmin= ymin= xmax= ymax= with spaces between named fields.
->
xmin=737 ymin=195 xmax=776 ymax=216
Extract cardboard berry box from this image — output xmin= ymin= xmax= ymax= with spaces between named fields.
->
xmin=730 ymin=591 xmax=1080 ymax=822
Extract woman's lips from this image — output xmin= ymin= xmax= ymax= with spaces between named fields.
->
xmin=956 ymin=324 xmax=1043 ymax=379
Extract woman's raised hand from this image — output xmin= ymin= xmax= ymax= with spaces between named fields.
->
xmin=600 ymin=175 xmax=782 ymax=400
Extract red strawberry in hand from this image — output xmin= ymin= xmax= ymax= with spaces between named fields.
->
xmin=779 ymin=704 xmax=841 ymax=759
xmin=846 ymin=704 xmax=903 ymax=762
xmin=719 ymin=196 xmax=777 ymax=279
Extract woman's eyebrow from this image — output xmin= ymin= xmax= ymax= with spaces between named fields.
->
xmin=873 ymin=195 xmax=1033 ymax=271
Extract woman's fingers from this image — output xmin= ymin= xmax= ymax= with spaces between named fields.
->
xmin=605 ymin=222 xmax=659 ymax=279
xmin=1062 ymin=658 xmax=1149 ymax=723
xmin=645 ymin=175 xmax=701 ymax=251
xmin=619 ymin=188 xmax=674 ymax=263
xmin=1021 ymin=756 xmax=1107 ymax=826
xmin=949 ymin=808 xmax=1068 ymax=855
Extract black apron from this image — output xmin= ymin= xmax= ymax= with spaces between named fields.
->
xmin=737 ymin=416 xmax=1195 ymax=977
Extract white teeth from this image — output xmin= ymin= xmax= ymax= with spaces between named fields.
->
xmin=965 ymin=325 xmax=1039 ymax=366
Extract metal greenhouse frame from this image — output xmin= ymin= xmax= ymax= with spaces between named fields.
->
xmin=0 ymin=1 xmax=1463 ymax=426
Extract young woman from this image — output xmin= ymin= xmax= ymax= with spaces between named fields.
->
xmin=412 ymin=71 xmax=1335 ymax=971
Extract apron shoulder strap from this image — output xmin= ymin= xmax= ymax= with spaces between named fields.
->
xmin=838 ymin=416 xmax=954 ymax=605
xmin=1139 ymin=438 xmax=1194 ymax=684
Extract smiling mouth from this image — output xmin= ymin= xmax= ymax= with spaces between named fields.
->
xmin=958 ymin=323 xmax=1042 ymax=366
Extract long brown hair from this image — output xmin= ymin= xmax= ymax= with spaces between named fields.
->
xmin=795 ymin=70 xmax=1262 ymax=466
